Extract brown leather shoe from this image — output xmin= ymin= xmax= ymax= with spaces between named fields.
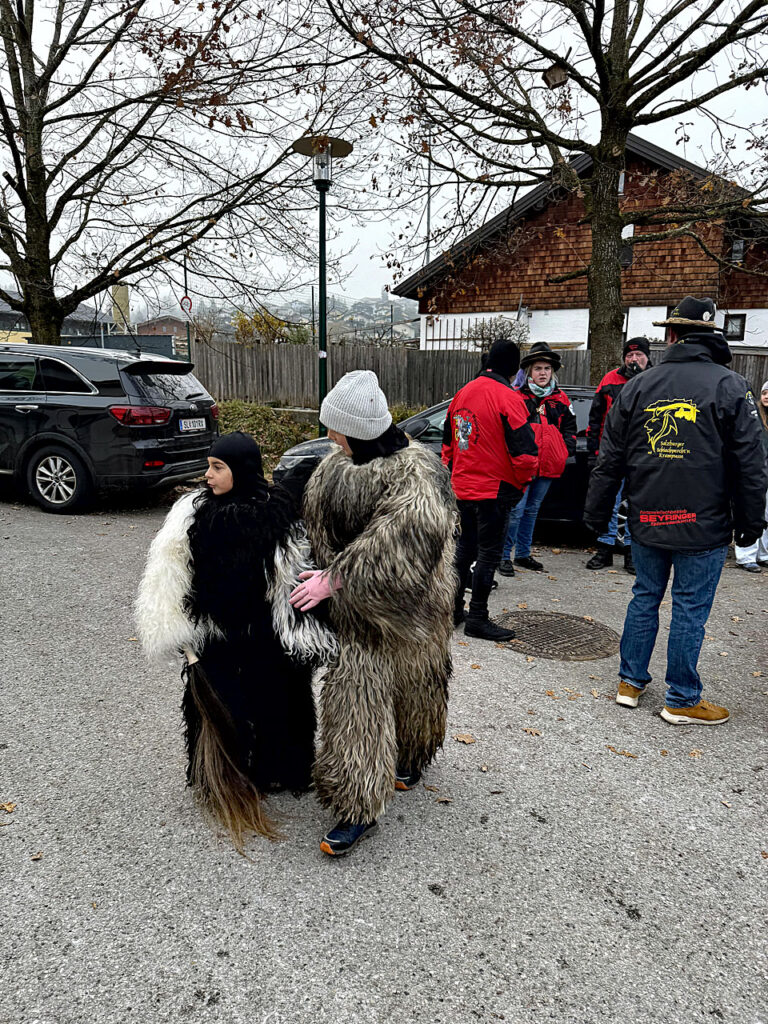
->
xmin=616 ymin=681 xmax=644 ymax=708
xmin=660 ymin=699 xmax=730 ymax=725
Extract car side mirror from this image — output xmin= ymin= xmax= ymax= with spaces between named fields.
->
xmin=404 ymin=416 xmax=429 ymax=437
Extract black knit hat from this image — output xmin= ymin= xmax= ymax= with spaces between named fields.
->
xmin=208 ymin=431 xmax=268 ymax=501
xmin=653 ymin=296 xmax=717 ymax=330
xmin=520 ymin=342 xmax=562 ymax=372
xmin=622 ymin=336 xmax=651 ymax=360
xmin=484 ymin=339 xmax=520 ymax=378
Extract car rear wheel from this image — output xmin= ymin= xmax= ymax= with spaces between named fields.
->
xmin=26 ymin=446 xmax=93 ymax=514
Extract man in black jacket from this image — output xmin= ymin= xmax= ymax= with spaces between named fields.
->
xmin=584 ymin=296 xmax=767 ymax=725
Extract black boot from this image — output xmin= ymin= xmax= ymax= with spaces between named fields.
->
xmin=623 ymin=545 xmax=635 ymax=575
xmin=464 ymin=615 xmax=516 ymax=642
xmin=586 ymin=542 xmax=614 ymax=570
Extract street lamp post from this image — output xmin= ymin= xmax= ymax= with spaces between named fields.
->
xmin=292 ymin=135 xmax=353 ymax=436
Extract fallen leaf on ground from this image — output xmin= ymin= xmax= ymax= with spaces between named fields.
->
xmin=127 ymin=637 xmax=138 ymax=642
xmin=590 ymin=689 xmax=600 ymax=698
xmin=753 ymin=671 xmax=763 ymax=677
xmin=470 ymin=664 xmax=482 ymax=670
xmin=517 ymin=602 xmax=528 ymax=609
xmin=563 ymin=687 xmax=577 ymax=693
xmin=545 ymin=690 xmax=560 ymax=699
xmin=660 ymin=750 xmax=668 ymax=756
xmin=453 ymin=733 xmax=476 ymax=744
xmin=480 ymin=765 xmax=488 ymax=772
xmin=526 ymin=656 xmax=536 ymax=663
xmin=721 ymin=800 xmax=732 ymax=808
xmin=607 ymin=570 xmax=618 ymax=574
xmin=551 ymin=598 xmax=560 ymax=602
xmin=583 ymin=615 xmax=594 ymax=622
xmin=435 ymin=797 xmax=453 ymax=804
xmin=731 ymin=616 xmax=742 ymax=622
xmin=588 ymin=674 xmax=601 ymax=680
xmin=606 ymin=745 xmax=638 ymax=759
xmin=423 ymin=784 xmax=439 ymax=792
xmin=719 ymin=652 xmax=729 ymax=657
xmin=761 ymin=851 xmax=768 ymax=859
xmin=523 ymin=728 xmax=542 ymax=736
xmin=457 ymin=641 xmax=469 ymax=647
xmin=547 ymin=575 xmax=558 ymax=581
xmin=30 ymin=852 xmax=43 ymax=861
xmin=567 ymin=694 xmax=583 ymax=700
xmin=1 ymin=802 xmax=16 ymax=813
xmin=689 ymin=749 xmax=702 ymax=758
xmin=552 ymin=548 xmax=562 ymax=554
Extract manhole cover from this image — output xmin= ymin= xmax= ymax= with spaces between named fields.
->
xmin=496 ymin=610 xmax=620 ymax=661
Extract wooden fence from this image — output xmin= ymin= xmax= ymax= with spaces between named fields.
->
xmin=192 ymin=340 xmax=768 ymax=408
xmin=192 ymin=341 xmax=594 ymax=407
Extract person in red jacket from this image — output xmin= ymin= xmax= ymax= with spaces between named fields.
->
xmin=498 ymin=343 xmax=577 ymax=576
xmin=585 ymin=336 xmax=652 ymax=573
xmin=442 ymin=339 xmax=538 ymax=641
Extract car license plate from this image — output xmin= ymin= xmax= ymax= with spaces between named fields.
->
xmin=180 ymin=417 xmax=206 ymax=432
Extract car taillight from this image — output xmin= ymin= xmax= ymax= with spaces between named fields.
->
xmin=109 ymin=405 xmax=172 ymax=425
xmin=210 ymin=404 xmax=219 ymax=420
xmin=143 ymin=460 xmax=165 ymax=468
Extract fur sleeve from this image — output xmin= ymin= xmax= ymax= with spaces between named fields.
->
xmin=321 ymin=446 xmax=457 ymax=642
xmin=268 ymin=522 xmax=339 ymax=664
xmin=135 ymin=491 xmax=215 ymax=663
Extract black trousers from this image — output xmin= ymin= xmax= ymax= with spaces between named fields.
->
xmin=455 ymin=495 xmax=516 ymax=619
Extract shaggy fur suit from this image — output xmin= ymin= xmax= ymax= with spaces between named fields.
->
xmin=303 ymin=441 xmax=458 ymax=823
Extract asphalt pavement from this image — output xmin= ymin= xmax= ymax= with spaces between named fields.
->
xmin=1 ymin=491 xmax=766 ymax=1024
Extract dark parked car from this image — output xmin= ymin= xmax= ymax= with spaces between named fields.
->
xmin=274 ymin=386 xmax=595 ymax=524
xmin=0 ymin=344 xmax=218 ymax=513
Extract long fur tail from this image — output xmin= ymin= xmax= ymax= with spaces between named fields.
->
xmin=182 ymin=662 xmax=281 ymax=850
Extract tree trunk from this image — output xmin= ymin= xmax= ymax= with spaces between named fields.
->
xmin=586 ymin=145 xmax=626 ymax=385
xmin=26 ymin=299 xmax=65 ymax=345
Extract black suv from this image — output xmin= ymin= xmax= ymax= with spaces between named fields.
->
xmin=0 ymin=344 xmax=218 ymax=512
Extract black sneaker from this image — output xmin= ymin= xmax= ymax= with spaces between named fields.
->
xmin=320 ymin=820 xmax=377 ymax=856
xmin=395 ymin=768 xmax=421 ymax=791
xmin=498 ymin=559 xmax=516 ymax=577
xmin=464 ymin=617 xmax=516 ymax=642
xmin=514 ymin=556 xmax=544 ymax=571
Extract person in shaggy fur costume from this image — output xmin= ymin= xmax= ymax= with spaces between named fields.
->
xmin=289 ymin=370 xmax=457 ymax=857
xmin=136 ymin=432 xmax=336 ymax=852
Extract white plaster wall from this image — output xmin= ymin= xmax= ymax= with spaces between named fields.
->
xmin=626 ymin=306 xmax=668 ymax=343
xmin=528 ymin=309 xmax=589 ymax=347
xmin=419 ymin=311 xmax=520 ymax=351
xmin=419 ymin=306 xmax=768 ymax=350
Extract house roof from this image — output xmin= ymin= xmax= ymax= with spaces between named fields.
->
xmin=392 ymin=134 xmax=712 ymax=300
xmin=0 ymin=290 xmax=111 ymax=324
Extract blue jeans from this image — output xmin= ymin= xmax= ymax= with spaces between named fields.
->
xmin=502 ymin=477 xmax=552 ymax=560
xmin=619 ymin=541 xmax=728 ymax=708
xmin=598 ymin=481 xmax=631 ymax=547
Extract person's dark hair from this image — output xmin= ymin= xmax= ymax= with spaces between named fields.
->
xmin=669 ymin=323 xmax=700 ymax=341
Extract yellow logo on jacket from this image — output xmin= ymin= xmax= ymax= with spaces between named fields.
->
xmin=643 ymin=400 xmax=699 ymax=458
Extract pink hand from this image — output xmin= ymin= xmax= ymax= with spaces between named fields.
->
xmin=289 ymin=570 xmax=342 ymax=611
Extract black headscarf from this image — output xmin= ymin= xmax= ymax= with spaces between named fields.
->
xmin=346 ymin=422 xmax=410 ymax=465
xmin=207 ymin=431 xmax=269 ymax=502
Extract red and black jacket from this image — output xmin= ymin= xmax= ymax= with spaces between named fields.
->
xmin=586 ymin=366 xmax=631 ymax=459
xmin=518 ymin=383 xmax=577 ymax=479
xmin=441 ymin=371 xmax=538 ymax=501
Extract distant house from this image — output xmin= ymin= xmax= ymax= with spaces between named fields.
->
xmin=0 ymin=291 xmax=110 ymax=342
xmin=393 ymin=134 xmax=768 ymax=350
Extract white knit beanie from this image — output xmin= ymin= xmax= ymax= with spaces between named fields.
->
xmin=320 ymin=370 xmax=392 ymax=440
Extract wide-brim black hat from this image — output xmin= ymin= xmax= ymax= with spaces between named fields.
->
xmin=520 ymin=342 xmax=562 ymax=371
xmin=653 ymin=295 xmax=717 ymax=329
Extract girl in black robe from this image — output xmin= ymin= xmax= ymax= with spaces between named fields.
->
xmin=137 ymin=432 xmax=323 ymax=851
